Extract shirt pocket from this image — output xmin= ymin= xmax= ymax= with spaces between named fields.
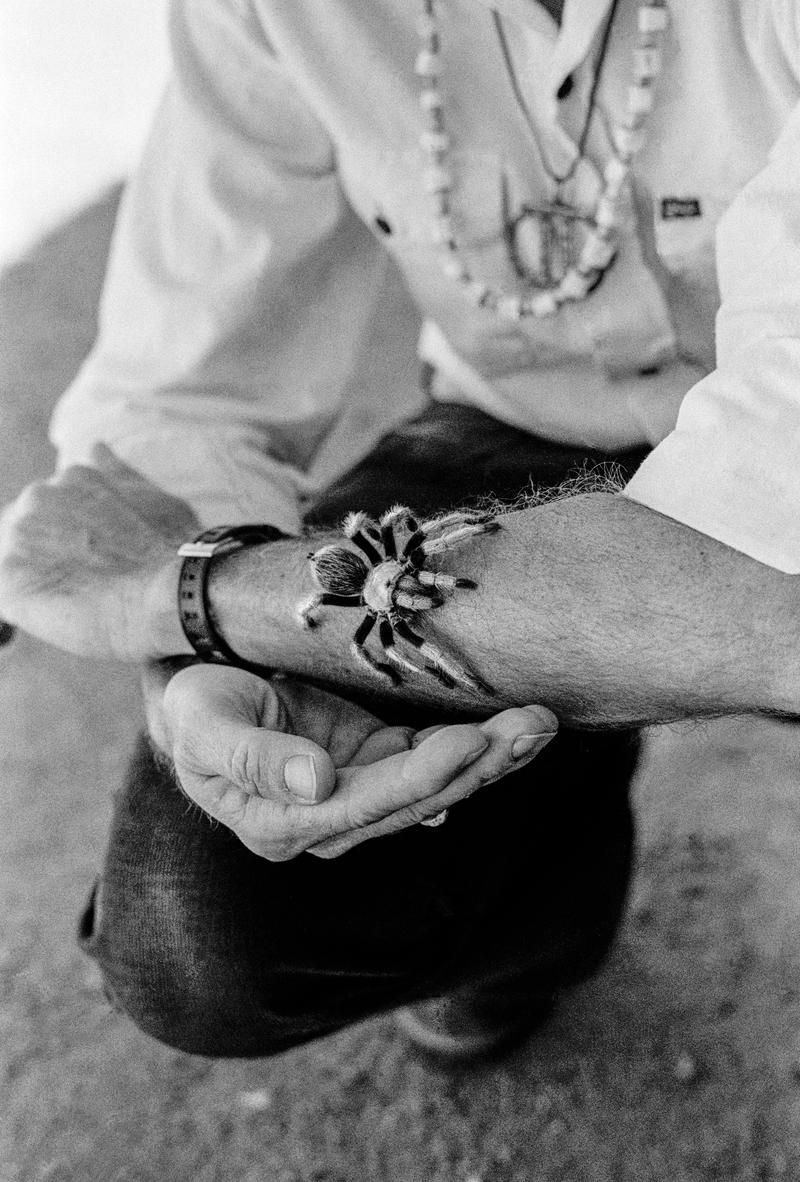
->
xmin=651 ymin=189 xmax=734 ymax=285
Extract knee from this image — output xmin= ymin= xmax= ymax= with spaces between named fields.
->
xmin=94 ymin=939 xmax=302 ymax=1058
xmin=80 ymin=878 xmax=295 ymax=1058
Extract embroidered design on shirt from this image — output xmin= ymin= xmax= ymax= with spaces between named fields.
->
xmin=661 ymin=197 xmax=702 ymax=220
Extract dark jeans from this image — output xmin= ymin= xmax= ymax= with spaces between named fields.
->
xmin=80 ymin=402 xmax=649 ymax=1058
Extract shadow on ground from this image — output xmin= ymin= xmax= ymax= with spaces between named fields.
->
xmin=1 ymin=192 xmax=799 ymax=1182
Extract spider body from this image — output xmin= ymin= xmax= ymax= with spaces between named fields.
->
xmin=298 ymin=505 xmax=498 ymax=694
xmin=362 ymin=559 xmax=405 ymax=613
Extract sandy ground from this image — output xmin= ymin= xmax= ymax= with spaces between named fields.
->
xmin=2 ymin=192 xmax=800 ymax=1182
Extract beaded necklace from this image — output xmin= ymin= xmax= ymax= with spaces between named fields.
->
xmin=414 ymin=0 xmax=669 ymax=320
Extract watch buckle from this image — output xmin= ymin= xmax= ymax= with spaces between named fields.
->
xmin=178 ymin=541 xmax=222 ymax=559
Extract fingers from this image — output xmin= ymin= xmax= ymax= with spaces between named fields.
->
xmin=164 ymin=665 xmax=558 ymax=865
xmin=165 ymin=664 xmax=338 ymax=811
xmin=268 ymin=676 xmax=393 ymax=768
xmin=164 ymin=666 xmax=470 ymax=860
xmin=307 ymin=722 xmax=491 ymax=843
xmin=346 ymin=725 xmax=415 ymax=766
xmin=308 ymin=704 xmax=557 ymax=858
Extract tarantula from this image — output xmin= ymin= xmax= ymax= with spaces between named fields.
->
xmin=298 ymin=505 xmax=499 ymax=694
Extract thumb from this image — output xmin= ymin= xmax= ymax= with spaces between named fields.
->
xmin=164 ymin=664 xmax=336 ymax=805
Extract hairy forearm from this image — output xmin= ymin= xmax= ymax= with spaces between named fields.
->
xmin=207 ymin=493 xmax=800 ymax=727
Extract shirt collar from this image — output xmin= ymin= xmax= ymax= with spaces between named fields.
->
xmin=465 ymin=0 xmax=617 ymax=94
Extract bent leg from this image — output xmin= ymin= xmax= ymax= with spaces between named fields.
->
xmin=81 ymin=727 xmax=636 ymax=1058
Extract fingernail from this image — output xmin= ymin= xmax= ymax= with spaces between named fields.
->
xmin=521 ymin=706 xmax=559 ymax=732
xmin=511 ymin=733 xmax=556 ymax=760
xmin=284 ymin=754 xmax=318 ymax=802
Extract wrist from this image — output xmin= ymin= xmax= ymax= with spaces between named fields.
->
xmin=138 ymin=550 xmax=195 ymax=661
xmin=175 ymin=524 xmax=292 ymax=669
xmin=207 ymin=536 xmax=315 ymax=667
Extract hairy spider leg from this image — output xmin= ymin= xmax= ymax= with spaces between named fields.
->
xmin=298 ymin=592 xmax=362 ymax=628
xmin=349 ymin=531 xmax=383 ymax=564
xmin=381 ymin=505 xmax=419 ymax=534
xmin=391 ymin=573 xmax=443 ymax=611
xmin=351 ymin=612 xmax=400 ymax=684
xmin=377 ymin=619 xmax=422 ymax=676
xmin=389 ymin=618 xmax=457 ymax=688
xmin=400 ymin=510 xmax=494 ymax=555
xmin=415 ymin=569 xmax=477 ymax=592
xmin=343 ymin=510 xmax=382 ymax=541
xmin=392 ymin=618 xmax=494 ymax=694
xmin=397 ymin=570 xmax=444 ymax=602
xmin=379 ymin=506 xmax=419 ymax=557
xmin=406 ymin=520 xmax=501 ymax=567
xmin=380 ymin=520 xmax=398 ymax=559
xmin=401 ymin=514 xmax=498 ymax=561
xmin=394 ymin=588 xmax=444 ymax=611
xmin=343 ymin=511 xmax=384 ymax=564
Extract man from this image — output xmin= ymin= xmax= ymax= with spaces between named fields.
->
xmin=1 ymin=0 xmax=800 ymax=1058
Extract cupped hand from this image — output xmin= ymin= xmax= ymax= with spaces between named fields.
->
xmin=0 ymin=446 xmax=197 ymax=660
xmin=159 ymin=663 xmax=558 ymax=860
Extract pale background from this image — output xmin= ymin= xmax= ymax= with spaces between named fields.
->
xmin=0 ymin=0 xmax=170 ymax=266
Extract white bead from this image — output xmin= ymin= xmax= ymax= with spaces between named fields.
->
xmin=603 ymin=155 xmax=628 ymax=198
xmin=615 ymin=124 xmax=646 ymax=157
xmin=414 ymin=49 xmax=441 ymax=78
xmin=604 ymin=155 xmax=628 ymax=186
xmin=634 ymin=47 xmax=662 ymax=78
xmin=627 ymin=84 xmax=653 ymax=115
xmin=419 ymin=88 xmax=444 ymax=112
xmin=594 ymin=194 xmax=619 ymax=231
xmin=442 ymin=256 xmax=469 ymax=281
xmin=464 ymin=279 xmax=490 ymax=305
xmin=638 ymin=5 xmax=669 ymax=33
xmin=420 ymin=130 xmax=451 ymax=153
xmin=416 ymin=13 xmax=438 ymax=38
xmin=431 ymin=216 xmax=455 ymax=243
xmin=579 ymin=234 xmax=616 ymax=271
xmin=423 ymin=165 xmax=452 ymax=192
xmin=622 ymin=108 xmax=647 ymax=131
xmin=496 ymin=295 xmax=523 ymax=321
xmin=528 ymin=291 xmax=559 ymax=317
xmin=559 ymin=268 xmax=592 ymax=301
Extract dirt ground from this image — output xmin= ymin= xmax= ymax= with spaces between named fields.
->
xmin=2 ymin=192 xmax=800 ymax=1182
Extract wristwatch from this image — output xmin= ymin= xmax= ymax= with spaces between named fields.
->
xmin=177 ymin=524 xmax=287 ymax=668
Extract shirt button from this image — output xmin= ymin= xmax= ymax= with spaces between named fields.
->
xmin=556 ymin=74 xmax=574 ymax=100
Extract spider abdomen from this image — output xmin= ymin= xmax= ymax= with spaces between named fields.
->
xmin=310 ymin=545 xmax=369 ymax=595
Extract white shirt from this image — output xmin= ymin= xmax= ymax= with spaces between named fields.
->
xmin=50 ymin=0 xmax=800 ymax=570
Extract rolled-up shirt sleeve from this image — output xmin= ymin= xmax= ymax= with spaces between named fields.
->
xmin=623 ymin=85 xmax=800 ymax=573
xmin=49 ymin=0 xmax=384 ymax=534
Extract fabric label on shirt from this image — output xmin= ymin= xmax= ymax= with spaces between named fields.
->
xmin=660 ymin=197 xmax=703 ymax=220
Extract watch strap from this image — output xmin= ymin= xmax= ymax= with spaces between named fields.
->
xmin=177 ymin=524 xmax=286 ymax=667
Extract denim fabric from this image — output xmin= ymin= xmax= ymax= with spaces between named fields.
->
xmin=80 ymin=401 xmax=649 ymax=1057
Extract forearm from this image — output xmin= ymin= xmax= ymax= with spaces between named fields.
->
xmin=207 ymin=493 xmax=800 ymax=727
